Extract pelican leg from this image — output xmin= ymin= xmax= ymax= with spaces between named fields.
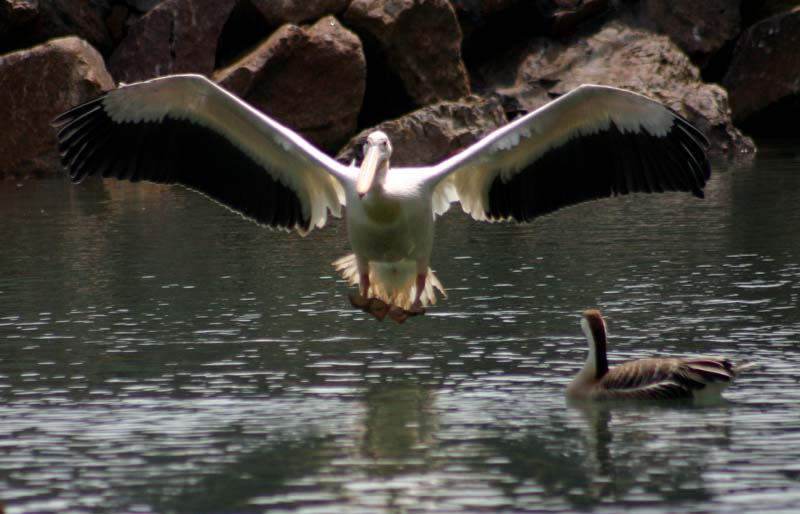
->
xmin=409 ymin=273 xmax=427 ymax=314
xmin=358 ymin=272 xmax=370 ymax=298
xmin=348 ymin=257 xmax=390 ymax=321
xmin=387 ymin=273 xmax=427 ymax=324
xmin=346 ymin=255 xmax=370 ymax=310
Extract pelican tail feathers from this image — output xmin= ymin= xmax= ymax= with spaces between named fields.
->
xmin=332 ymin=254 xmax=446 ymax=309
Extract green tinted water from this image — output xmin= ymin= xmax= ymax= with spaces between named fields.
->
xmin=1 ymin=141 xmax=799 ymax=513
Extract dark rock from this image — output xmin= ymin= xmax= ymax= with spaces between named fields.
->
xmin=106 ymin=4 xmax=130 ymax=44
xmin=640 ymin=0 xmax=741 ymax=60
xmin=343 ymin=0 xmax=471 ymax=108
xmin=453 ymin=0 xmax=608 ymax=30
xmin=108 ymin=0 xmax=238 ymax=83
xmin=0 ymin=0 xmax=113 ymax=55
xmin=337 ymin=96 xmax=507 ymax=167
xmin=456 ymin=0 xmax=609 ymax=94
xmin=478 ymin=21 xmax=754 ymax=154
xmin=543 ymin=0 xmax=609 ymax=36
xmin=215 ymin=16 xmax=366 ymax=153
xmin=451 ymin=0 xmax=520 ymax=17
xmin=0 ymin=37 xmax=114 ymax=177
xmin=723 ymin=7 xmax=800 ymax=131
xmin=454 ymin=0 xmax=608 ymax=40
xmin=252 ymin=0 xmax=349 ymax=26
xmin=215 ymin=0 xmax=351 ymax=68
xmin=126 ymin=0 xmax=163 ymax=13
xmin=742 ymin=0 xmax=800 ymax=25
xmin=0 ymin=0 xmax=38 ymax=35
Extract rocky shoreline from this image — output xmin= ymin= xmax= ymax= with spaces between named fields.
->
xmin=1 ymin=0 xmax=797 ymax=178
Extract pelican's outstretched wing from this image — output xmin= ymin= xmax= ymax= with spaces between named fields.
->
xmin=426 ymin=85 xmax=711 ymax=222
xmin=53 ymin=74 xmax=353 ymax=235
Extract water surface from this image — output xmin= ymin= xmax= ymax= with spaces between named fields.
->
xmin=1 ymin=140 xmax=799 ymax=513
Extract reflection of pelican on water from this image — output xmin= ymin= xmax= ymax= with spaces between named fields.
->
xmin=567 ymin=309 xmax=756 ymax=401
xmin=54 ymin=74 xmax=710 ymax=322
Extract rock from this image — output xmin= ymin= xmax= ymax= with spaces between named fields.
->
xmin=0 ymin=0 xmax=38 ymax=35
xmin=640 ymin=0 xmax=741 ymax=59
xmin=215 ymin=16 xmax=366 ymax=153
xmin=453 ymin=0 xmax=607 ymax=28
xmin=723 ymin=7 xmax=800 ymax=128
xmin=108 ymin=0 xmax=238 ymax=83
xmin=455 ymin=0 xmax=608 ymax=40
xmin=541 ymin=0 xmax=609 ymax=36
xmin=477 ymin=21 xmax=754 ymax=154
xmin=106 ymin=4 xmax=130 ymax=44
xmin=0 ymin=37 xmax=114 ymax=177
xmin=127 ymin=0 xmax=163 ymax=13
xmin=343 ymin=0 xmax=471 ymax=108
xmin=742 ymin=0 xmax=800 ymax=25
xmin=337 ymin=96 xmax=507 ymax=167
xmin=251 ymin=0 xmax=349 ymax=26
xmin=215 ymin=0 xmax=352 ymax=68
xmin=0 ymin=0 xmax=113 ymax=55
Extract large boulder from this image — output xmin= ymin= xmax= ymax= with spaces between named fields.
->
xmin=127 ymin=0 xmax=163 ymax=13
xmin=108 ymin=0 xmax=238 ymax=83
xmin=337 ymin=96 xmax=507 ymax=167
xmin=742 ymin=0 xmax=799 ymax=25
xmin=215 ymin=0 xmax=353 ymax=68
xmin=215 ymin=16 xmax=366 ymax=153
xmin=343 ymin=0 xmax=470 ymax=108
xmin=477 ymin=21 xmax=754 ymax=154
xmin=0 ymin=0 xmax=113 ymax=55
xmin=453 ymin=0 xmax=608 ymax=35
xmin=251 ymin=0 xmax=349 ymax=26
xmin=0 ymin=0 xmax=38 ymax=37
xmin=723 ymin=7 xmax=800 ymax=130
xmin=0 ymin=37 xmax=114 ymax=177
xmin=640 ymin=0 xmax=742 ymax=61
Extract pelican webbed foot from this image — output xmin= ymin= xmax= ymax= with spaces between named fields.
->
xmin=387 ymin=304 xmax=426 ymax=324
xmin=348 ymin=292 xmax=390 ymax=321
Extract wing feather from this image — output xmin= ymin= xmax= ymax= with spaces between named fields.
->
xmin=596 ymin=357 xmax=739 ymax=400
xmin=53 ymin=74 xmax=353 ymax=235
xmin=426 ymin=85 xmax=710 ymax=222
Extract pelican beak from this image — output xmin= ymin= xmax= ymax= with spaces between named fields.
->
xmin=356 ymin=144 xmax=381 ymax=198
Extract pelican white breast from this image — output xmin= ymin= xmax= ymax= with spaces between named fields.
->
xmin=53 ymin=74 xmax=711 ymax=321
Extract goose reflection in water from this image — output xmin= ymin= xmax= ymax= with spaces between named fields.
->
xmin=484 ymin=404 xmax=734 ymax=509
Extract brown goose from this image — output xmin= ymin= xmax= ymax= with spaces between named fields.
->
xmin=567 ymin=309 xmax=755 ymax=401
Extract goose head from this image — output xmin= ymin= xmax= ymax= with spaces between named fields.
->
xmin=581 ymin=309 xmax=609 ymax=379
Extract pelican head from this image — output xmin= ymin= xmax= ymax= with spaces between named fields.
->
xmin=356 ymin=131 xmax=392 ymax=198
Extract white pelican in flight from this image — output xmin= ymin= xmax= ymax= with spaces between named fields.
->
xmin=53 ymin=74 xmax=710 ymax=322
xmin=567 ymin=310 xmax=755 ymax=401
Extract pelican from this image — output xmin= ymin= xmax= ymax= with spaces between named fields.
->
xmin=567 ymin=309 xmax=755 ymax=401
xmin=53 ymin=74 xmax=710 ymax=322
